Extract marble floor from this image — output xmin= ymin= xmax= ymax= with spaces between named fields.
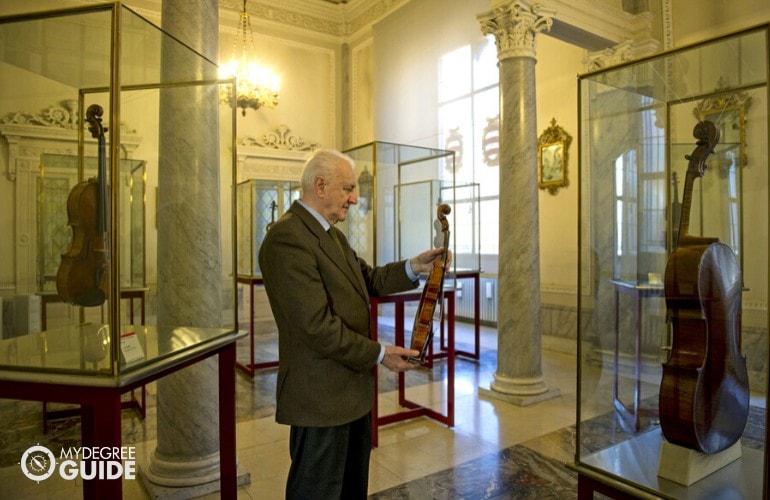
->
xmin=0 ymin=309 xmax=766 ymax=499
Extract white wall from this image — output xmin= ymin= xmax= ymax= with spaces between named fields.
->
xmin=371 ymin=0 xmax=490 ymax=148
xmin=672 ymin=0 xmax=770 ymax=47
xmin=535 ymin=35 xmax=584 ymax=304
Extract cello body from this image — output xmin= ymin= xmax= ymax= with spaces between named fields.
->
xmin=56 ymin=104 xmax=110 ymax=307
xmin=659 ymin=120 xmax=749 ymax=454
xmin=661 ymin=242 xmax=749 ymax=453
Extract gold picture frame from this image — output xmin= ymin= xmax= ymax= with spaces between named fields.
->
xmin=538 ymin=118 xmax=572 ymax=195
xmin=693 ymin=82 xmax=752 ymax=170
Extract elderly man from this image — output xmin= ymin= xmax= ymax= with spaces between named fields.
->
xmin=259 ymin=148 xmax=447 ymax=499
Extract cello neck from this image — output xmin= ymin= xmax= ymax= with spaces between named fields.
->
xmin=675 ymin=120 xmax=720 ymax=247
xmin=677 ymin=170 xmax=696 ymax=241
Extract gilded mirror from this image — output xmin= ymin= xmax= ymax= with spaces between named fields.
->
xmin=538 ymin=118 xmax=572 ymax=195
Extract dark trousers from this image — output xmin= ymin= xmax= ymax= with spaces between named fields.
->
xmin=286 ymin=413 xmax=372 ymax=500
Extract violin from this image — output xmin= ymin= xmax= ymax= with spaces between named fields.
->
xmin=409 ymin=203 xmax=451 ymax=364
xmin=56 ymin=104 xmax=110 ymax=307
xmin=659 ymin=120 xmax=749 ymax=453
xmin=266 ymin=200 xmax=277 ymax=232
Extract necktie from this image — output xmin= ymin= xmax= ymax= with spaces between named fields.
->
xmin=328 ymin=227 xmax=344 ymax=254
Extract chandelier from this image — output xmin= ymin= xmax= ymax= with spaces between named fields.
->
xmin=220 ymin=0 xmax=279 ymax=116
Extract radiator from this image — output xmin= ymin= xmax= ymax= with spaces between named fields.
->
xmin=13 ymin=294 xmax=41 ymax=337
xmin=454 ymin=277 xmax=498 ymax=324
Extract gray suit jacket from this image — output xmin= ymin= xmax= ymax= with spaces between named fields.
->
xmin=258 ymin=201 xmax=417 ymax=427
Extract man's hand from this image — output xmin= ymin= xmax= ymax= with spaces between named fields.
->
xmin=381 ymin=345 xmax=420 ymax=372
xmin=409 ymin=247 xmax=452 ymax=275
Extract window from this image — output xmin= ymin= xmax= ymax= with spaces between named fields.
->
xmin=613 ymin=99 xmax=666 ymax=281
xmin=438 ymin=36 xmax=499 ymax=255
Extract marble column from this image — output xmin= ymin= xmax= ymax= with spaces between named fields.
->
xmin=141 ymin=0 xmax=247 ymax=497
xmin=477 ymin=1 xmax=560 ymax=405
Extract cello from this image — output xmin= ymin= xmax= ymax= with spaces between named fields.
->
xmin=659 ymin=120 xmax=749 ymax=454
xmin=409 ymin=203 xmax=451 ymax=364
xmin=56 ymin=104 xmax=110 ymax=307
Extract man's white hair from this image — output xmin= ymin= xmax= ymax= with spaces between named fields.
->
xmin=300 ymin=148 xmax=355 ymax=194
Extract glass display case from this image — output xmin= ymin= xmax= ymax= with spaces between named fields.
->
xmin=0 ymin=3 xmax=239 ymax=381
xmin=236 ymin=178 xmax=299 ymax=277
xmin=448 ymin=182 xmax=481 ymax=273
xmin=393 ymin=180 xmax=481 ymax=271
xmin=575 ymin=24 xmax=768 ymax=497
xmin=343 ymin=141 xmax=464 ymax=276
xmin=394 ymin=179 xmax=451 ymax=261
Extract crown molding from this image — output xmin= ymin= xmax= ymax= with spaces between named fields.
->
xmin=219 ymin=0 xmax=409 ymax=39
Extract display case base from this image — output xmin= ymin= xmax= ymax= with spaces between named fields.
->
xmin=578 ymin=427 xmax=762 ymax=498
xmin=658 ymin=440 xmax=741 ymax=486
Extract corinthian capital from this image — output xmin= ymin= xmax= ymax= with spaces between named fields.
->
xmin=477 ymin=0 xmax=554 ymax=60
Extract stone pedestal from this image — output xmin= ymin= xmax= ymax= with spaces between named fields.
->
xmin=658 ymin=441 xmax=742 ymax=486
xmin=140 ymin=463 xmax=251 ymax=500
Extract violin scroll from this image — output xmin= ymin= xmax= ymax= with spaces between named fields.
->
xmin=266 ymin=200 xmax=277 ymax=232
xmin=437 ymin=203 xmax=450 ymax=229
xmin=86 ymin=104 xmax=107 ymax=139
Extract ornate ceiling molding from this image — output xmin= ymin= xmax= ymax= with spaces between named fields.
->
xmin=250 ymin=1 xmax=345 ymax=37
xmin=584 ymin=38 xmax=659 ymax=71
xmin=344 ymin=0 xmax=410 ymax=37
xmin=541 ymin=0 xmax=654 ymax=45
xmin=219 ymin=0 xmax=408 ymax=39
xmin=526 ymin=0 xmax=658 ymax=53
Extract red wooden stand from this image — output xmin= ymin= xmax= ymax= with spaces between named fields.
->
xmin=445 ymin=270 xmax=480 ymax=360
xmin=369 ymin=289 xmax=455 ymax=447
xmin=0 ymin=334 xmax=242 ymax=500
xmin=236 ymin=275 xmax=278 ymax=376
xmin=39 ymin=288 xmax=150 ymax=431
